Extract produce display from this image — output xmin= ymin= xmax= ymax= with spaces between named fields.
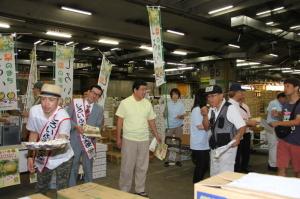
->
xmin=22 ymin=139 xmax=69 ymax=150
xmin=83 ymin=124 xmax=101 ymax=137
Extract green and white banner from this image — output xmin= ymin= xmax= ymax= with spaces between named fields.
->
xmin=97 ymin=55 xmax=112 ymax=107
xmin=0 ymin=35 xmax=18 ymax=111
xmin=55 ymin=44 xmax=74 ymax=106
xmin=24 ymin=46 xmax=37 ymax=110
xmin=147 ymin=6 xmax=166 ymax=87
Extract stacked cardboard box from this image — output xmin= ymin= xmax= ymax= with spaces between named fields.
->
xmin=92 ymin=143 xmax=107 ymax=179
xmin=153 ymin=104 xmax=165 ymax=140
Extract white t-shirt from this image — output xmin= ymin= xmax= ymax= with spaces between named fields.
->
xmin=190 ymin=107 xmax=210 ymax=150
xmin=26 ymin=104 xmax=74 ymax=170
xmin=208 ymin=99 xmax=246 ymax=130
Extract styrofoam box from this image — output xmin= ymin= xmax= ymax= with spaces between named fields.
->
xmin=94 ymin=152 xmax=106 ymax=159
xmin=95 ymin=143 xmax=108 ymax=152
xmin=94 ymin=158 xmax=106 ymax=165
xmin=92 ymin=170 xmax=106 ymax=179
xmin=93 ymin=164 xmax=106 ymax=172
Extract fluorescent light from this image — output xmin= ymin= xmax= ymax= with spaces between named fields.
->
xmin=228 ymin=44 xmax=240 ymax=48
xmin=165 ymin=68 xmax=178 ymax=72
xmin=272 ymin=7 xmax=284 ymax=12
xmin=82 ymin=46 xmax=91 ymax=51
xmin=266 ymin=21 xmax=274 ymax=25
xmin=208 ymin=5 xmax=233 ymax=15
xmin=236 ymin=62 xmax=260 ymax=66
xmin=46 ymin=58 xmax=52 ymax=61
xmin=269 ymin=53 xmax=278 ymax=57
xmin=39 ymin=65 xmax=48 ymax=68
xmin=0 ymin=22 xmax=10 ymax=28
xmin=61 ymin=6 xmax=92 ymax=15
xmin=46 ymin=31 xmax=72 ymax=38
xmin=139 ymin=45 xmax=153 ymax=51
xmin=256 ymin=10 xmax=271 ymax=16
xmin=166 ymin=29 xmax=185 ymax=36
xmin=266 ymin=85 xmax=284 ymax=91
xmin=178 ymin=66 xmax=193 ymax=70
xmin=66 ymin=41 xmax=74 ymax=45
xmin=145 ymin=59 xmax=154 ymax=63
xmin=167 ymin=62 xmax=186 ymax=66
xmin=282 ymin=70 xmax=293 ymax=73
xmin=111 ymin=48 xmax=121 ymax=51
xmin=172 ymin=50 xmax=187 ymax=55
xmin=34 ymin=40 xmax=42 ymax=45
xmin=290 ymin=25 xmax=300 ymax=29
xmin=236 ymin=59 xmax=245 ymax=63
xmin=98 ymin=39 xmax=119 ymax=45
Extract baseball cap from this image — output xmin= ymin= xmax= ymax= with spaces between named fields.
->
xmin=284 ymin=78 xmax=300 ymax=87
xmin=229 ymin=83 xmax=245 ymax=92
xmin=205 ymin=85 xmax=223 ymax=95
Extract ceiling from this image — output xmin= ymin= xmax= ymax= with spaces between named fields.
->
xmin=1 ymin=0 xmax=300 ymax=82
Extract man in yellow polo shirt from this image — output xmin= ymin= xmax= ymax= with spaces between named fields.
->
xmin=116 ymin=79 xmax=161 ymax=197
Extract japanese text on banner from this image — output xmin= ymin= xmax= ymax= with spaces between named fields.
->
xmin=147 ymin=6 xmax=166 ymax=87
xmin=97 ymin=55 xmax=112 ymax=107
xmin=55 ymin=44 xmax=74 ymax=106
xmin=0 ymin=35 xmax=18 ymax=111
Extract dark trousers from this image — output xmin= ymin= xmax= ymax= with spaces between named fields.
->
xmin=235 ymin=132 xmax=251 ymax=172
xmin=191 ymin=149 xmax=210 ymax=183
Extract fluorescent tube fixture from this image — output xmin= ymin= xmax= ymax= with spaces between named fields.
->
xmin=236 ymin=59 xmax=245 ymax=63
xmin=98 ymin=39 xmax=119 ymax=45
xmin=165 ymin=68 xmax=178 ymax=72
xmin=167 ymin=62 xmax=186 ymax=66
xmin=228 ymin=44 xmax=240 ymax=48
xmin=269 ymin=53 xmax=278 ymax=57
xmin=0 ymin=22 xmax=10 ymax=28
xmin=46 ymin=58 xmax=52 ymax=61
xmin=272 ymin=7 xmax=284 ymax=12
xmin=34 ymin=40 xmax=42 ymax=45
xmin=172 ymin=50 xmax=187 ymax=56
xmin=39 ymin=65 xmax=48 ymax=68
xmin=139 ymin=45 xmax=153 ymax=51
xmin=145 ymin=59 xmax=154 ymax=63
xmin=266 ymin=21 xmax=274 ymax=25
xmin=61 ymin=6 xmax=92 ymax=15
xmin=208 ymin=5 xmax=233 ymax=15
xmin=82 ymin=46 xmax=92 ymax=51
xmin=178 ymin=66 xmax=193 ymax=70
xmin=111 ymin=48 xmax=121 ymax=51
xmin=46 ymin=31 xmax=72 ymax=38
xmin=256 ymin=10 xmax=271 ymax=16
xmin=290 ymin=25 xmax=300 ymax=29
xmin=66 ymin=41 xmax=74 ymax=45
xmin=236 ymin=62 xmax=260 ymax=66
xmin=166 ymin=29 xmax=185 ymax=36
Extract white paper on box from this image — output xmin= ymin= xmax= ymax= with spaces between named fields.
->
xmin=149 ymin=138 xmax=157 ymax=152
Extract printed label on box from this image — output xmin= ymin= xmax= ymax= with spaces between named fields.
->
xmin=197 ymin=192 xmax=227 ymax=199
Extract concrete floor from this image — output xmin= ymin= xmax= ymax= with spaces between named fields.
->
xmin=0 ymin=152 xmax=294 ymax=199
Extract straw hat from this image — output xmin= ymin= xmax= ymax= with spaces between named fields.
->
xmin=40 ymin=84 xmax=62 ymax=97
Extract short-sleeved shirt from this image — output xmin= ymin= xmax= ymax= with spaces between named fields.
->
xmin=116 ymin=95 xmax=156 ymax=141
xmin=26 ymin=104 xmax=74 ymax=170
xmin=281 ymin=102 xmax=300 ymax=146
xmin=239 ymin=103 xmax=252 ymax=132
xmin=190 ymin=106 xmax=210 ymax=150
xmin=267 ymin=99 xmax=283 ymax=123
xmin=167 ymin=100 xmax=185 ymax=128
xmin=208 ymin=99 xmax=246 ymax=130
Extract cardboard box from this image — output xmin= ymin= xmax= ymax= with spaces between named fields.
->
xmin=195 ymin=172 xmax=292 ymax=199
xmin=93 ymin=164 xmax=106 ymax=172
xmin=95 ymin=143 xmax=108 ymax=152
xmin=92 ymin=170 xmax=106 ymax=179
xmin=181 ymin=134 xmax=190 ymax=145
xmin=94 ymin=152 xmax=106 ymax=158
xmin=93 ymin=158 xmax=106 ymax=165
xmin=57 ymin=182 xmax=148 ymax=199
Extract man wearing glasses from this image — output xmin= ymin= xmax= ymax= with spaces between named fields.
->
xmin=68 ymin=85 xmax=104 ymax=186
xmin=201 ymin=85 xmax=246 ymax=176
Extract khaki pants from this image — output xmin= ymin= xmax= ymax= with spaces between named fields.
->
xmin=119 ymin=138 xmax=149 ymax=193
xmin=166 ymin=126 xmax=183 ymax=162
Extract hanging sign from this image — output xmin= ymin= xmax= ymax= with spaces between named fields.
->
xmin=147 ymin=6 xmax=166 ymax=87
xmin=0 ymin=35 xmax=18 ymax=111
xmin=55 ymin=44 xmax=74 ymax=106
xmin=97 ymin=55 xmax=112 ymax=107
xmin=0 ymin=148 xmax=20 ymax=188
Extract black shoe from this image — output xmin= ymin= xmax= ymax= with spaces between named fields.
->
xmin=135 ymin=192 xmax=149 ymax=197
xmin=176 ymin=161 xmax=182 ymax=167
xmin=164 ymin=161 xmax=169 ymax=167
xmin=268 ymin=164 xmax=278 ymax=172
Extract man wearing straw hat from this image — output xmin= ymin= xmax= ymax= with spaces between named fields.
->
xmin=26 ymin=83 xmax=74 ymax=193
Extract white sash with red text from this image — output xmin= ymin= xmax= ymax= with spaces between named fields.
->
xmin=73 ymin=98 xmax=95 ymax=159
xmin=35 ymin=107 xmax=66 ymax=172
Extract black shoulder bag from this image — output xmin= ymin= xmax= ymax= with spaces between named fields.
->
xmin=275 ymin=99 xmax=300 ymax=139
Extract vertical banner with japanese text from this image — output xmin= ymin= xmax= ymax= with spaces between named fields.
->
xmin=24 ymin=46 xmax=37 ymax=110
xmin=97 ymin=55 xmax=112 ymax=107
xmin=0 ymin=148 xmax=20 ymax=188
xmin=55 ymin=44 xmax=74 ymax=106
xmin=0 ymin=35 xmax=18 ymax=111
xmin=147 ymin=6 xmax=166 ymax=87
